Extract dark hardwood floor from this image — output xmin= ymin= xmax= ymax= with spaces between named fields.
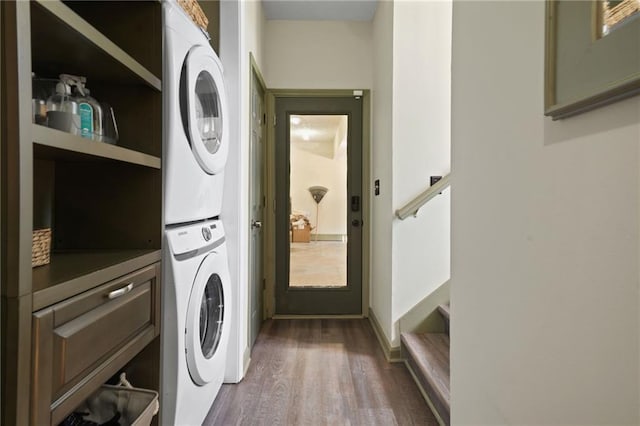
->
xmin=204 ymin=319 xmax=437 ymax=426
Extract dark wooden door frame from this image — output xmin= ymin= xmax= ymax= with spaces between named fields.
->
xmin=264 ymin=90 xmax=371 ymax=317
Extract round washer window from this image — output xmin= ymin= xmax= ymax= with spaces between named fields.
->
xmin=199 ymin=273 xmax=224 ymax=359
xmin=194 ymin=71 xmax=223 ymax=155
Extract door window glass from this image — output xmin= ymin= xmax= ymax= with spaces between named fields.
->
xmin=288 ymin=114 xmax=348 ymax=288
xmin=200 ymin=273 xmax=224 ymax=359
xmin=195 ymin=71 xmax=223 ymax=155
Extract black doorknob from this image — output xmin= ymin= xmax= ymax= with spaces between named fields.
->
xmin=352 ymin=219 xmax=361 ymax=227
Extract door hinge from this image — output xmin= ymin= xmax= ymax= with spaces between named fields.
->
xmin=263 ymin=113 xmax=266 ymax=124
xmin=262 ymin=195 xmax=266 ymax=208
xmin=273 ymin=114 xmax=277 ymax=127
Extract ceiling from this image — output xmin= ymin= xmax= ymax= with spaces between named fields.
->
xmin=262 ymin=0 xmax=379 ymax=21
xmin=291 ymin=115 xmax=346 ymax=159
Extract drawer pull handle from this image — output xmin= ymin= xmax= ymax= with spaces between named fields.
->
xmin=107 ymin=283 xmax=134 ymax=299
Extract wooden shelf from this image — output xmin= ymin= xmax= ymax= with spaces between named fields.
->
xmin=33 ymin=125 xmax=161 ymax=169
xmin=31 ymin=0 xmax=161 ymax=91
xmin=32 ymin=249 xmax=161 ymax=311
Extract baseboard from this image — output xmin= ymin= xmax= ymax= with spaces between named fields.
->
xmin=242 ymin=346 xmax=251 ymax=377
xmin=272 ymin=314 xmax=364 ymax=319
xmin=404 ymin=360 xmax=446 ymax=426
xmin=368 ymin=309 xmax=402 ymax=362
xmin=313 ymin=234 xmax=346 ymax=242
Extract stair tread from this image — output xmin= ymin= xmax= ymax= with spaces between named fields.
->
xmin=438 ymin=303 xmax=450 ymax=320
xmin=401 ymin=332 xmax=450 ymax=407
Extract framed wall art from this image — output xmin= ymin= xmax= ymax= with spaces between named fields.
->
xmin=545 ymin=0 xmax=640 ymax=120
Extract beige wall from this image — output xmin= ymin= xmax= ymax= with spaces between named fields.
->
xmin=290 ymin=119 xmax=348 ymax=236
xmin=369 ymin=0 xmax=453 ymax=346
xmin=246 ymin=0 xmax=265 ymax=70
xmin=391 ymin=0 xmax=452 ymax=345
xmin=451 ymin=1 xmax=640 ymax=424
xmin=370 ymin=0 xmax=395 ymax=343
xmin=264 ymin=20 xmax=373 ymax=89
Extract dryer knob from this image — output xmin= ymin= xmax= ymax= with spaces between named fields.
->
xmin=202 ymin=227 xmax=212 ymax=241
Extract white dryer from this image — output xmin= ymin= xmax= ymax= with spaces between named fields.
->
xmin=164 ymin=2 xmax=229 ymax=225
xmin=161 ymin=219 xmax=232 ymax=425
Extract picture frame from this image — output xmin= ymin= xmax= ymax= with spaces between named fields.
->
xmin=544 ymin=0 xmax=640 ymax=120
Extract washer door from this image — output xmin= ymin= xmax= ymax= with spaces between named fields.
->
xmin=185 ymin=251 xmax=231 ymax=385
xmin=182 ymin=45 xmax=229 ymax=175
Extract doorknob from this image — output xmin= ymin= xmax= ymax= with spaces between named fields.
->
xmin=351 ymin=219 xmax=361 ymax=227
xmin=251 ymin=220 xmax=262 ymax=229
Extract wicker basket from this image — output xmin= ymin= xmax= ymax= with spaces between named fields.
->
xmin=177 ymin=0 xmax=209 ymax=32
xmin=32 ymin=228 xmax=51 ymax=267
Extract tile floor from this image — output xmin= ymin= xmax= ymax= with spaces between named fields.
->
xmin=289 ymin=241 xmax=347 ymax=287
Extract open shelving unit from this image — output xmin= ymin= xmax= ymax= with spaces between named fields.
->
xmin=33 ymin=124 xmax=161 ymax=168
xmin=2 ymin=1 xmax=163 ymax=424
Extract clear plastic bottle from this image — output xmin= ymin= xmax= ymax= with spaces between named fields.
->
xmin=46 ymin=79 xmax=80 ymax=135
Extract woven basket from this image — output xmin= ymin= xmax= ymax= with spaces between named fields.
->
xmin=177 ymin=0 xmax=209 ymax=31
xmin=32 ymin=228 xmax=51 ymax=267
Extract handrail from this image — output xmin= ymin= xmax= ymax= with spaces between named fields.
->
xmin=395 ymin=174 xmax=450 ymax=220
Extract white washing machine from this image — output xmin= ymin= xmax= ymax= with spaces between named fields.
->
xmin=164 ymin=1 xmax=229 ymax=225
xmin=161 ymin=219 xmax=232 ymax=425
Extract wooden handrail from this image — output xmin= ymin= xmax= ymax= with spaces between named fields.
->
xmin=395 ymin=174 xmax=450 ymax=220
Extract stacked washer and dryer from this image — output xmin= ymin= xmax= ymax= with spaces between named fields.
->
xmin=161 ymin=2 xmax=232 ymax=425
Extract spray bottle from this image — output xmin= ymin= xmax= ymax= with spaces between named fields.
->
xmin=62 ymin=74 xmax=104 ymax=141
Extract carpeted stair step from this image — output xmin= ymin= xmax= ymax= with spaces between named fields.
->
xmin=401 ymin=332 xmax=450 ymax=425
xmin=438 ymin=302 xmax=450 ymax=336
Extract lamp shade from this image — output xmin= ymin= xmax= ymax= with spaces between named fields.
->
xmin=308 ymin=186 xmax=328 ymax=204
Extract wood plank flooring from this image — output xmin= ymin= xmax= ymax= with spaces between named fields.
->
xmin=205 ymin=319 xmax=437 ymax=426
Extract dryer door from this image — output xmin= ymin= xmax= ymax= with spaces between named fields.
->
xmin=185 ymin=250 xmax=231 ymax=385
xmin=182 ymin=45 xmax=229 ymax=174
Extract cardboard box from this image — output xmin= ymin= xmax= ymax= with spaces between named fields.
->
xmin=291 ymin=225 xmax=311 ymax=243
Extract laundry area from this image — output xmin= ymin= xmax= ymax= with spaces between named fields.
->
xmin=2 ymin=0 xmax=235 ymax=424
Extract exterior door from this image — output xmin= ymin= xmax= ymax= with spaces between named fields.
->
xmin=249 ymin=66 xmax=265 ymax=346
xmin=274 ymin=96 xmax=363 ymax=315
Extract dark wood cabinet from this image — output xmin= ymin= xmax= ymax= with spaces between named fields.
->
xmin=31 ymin=263 xmax=161 ymax=425
xmin=1 ymin=1 xmax=163 ymax=424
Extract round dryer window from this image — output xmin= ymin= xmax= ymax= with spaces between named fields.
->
xmin=199 ymin=274 xmax=224 ymax=359
xmin=183 ymin=45 xmax=229 ymax=175
xmin=194 ymin=72 xmax=222 ymax=156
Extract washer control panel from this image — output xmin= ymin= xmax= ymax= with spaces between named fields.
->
xmin=166 ymin=219 xmax=224 ymax=256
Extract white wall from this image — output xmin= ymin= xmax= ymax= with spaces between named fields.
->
xmin=370 ymin=0 xmax=394 ymax=342
xmin=451 ymin=1 xmax=640 ymax=424
xmin=390 ymin=0 xmax=452 ymax=345
xmin=290 ymin=127 xmax=348 ymax=236
xmin=220 ymin=0 xmax=266 ymax=383
xmin=264 ymin=20 xmax=373 ymax=89
xmin=246 ymin=0 xmax=265 ymax=68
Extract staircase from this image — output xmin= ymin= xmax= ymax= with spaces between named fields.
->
xmin=401 ymin=302 xmax=450 ymax=425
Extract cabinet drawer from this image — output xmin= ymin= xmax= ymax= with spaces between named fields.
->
xmin=31 ymin=263 xmax=160 ymax=425
xmin=53 ymin=282 xmax=151 ymax=393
